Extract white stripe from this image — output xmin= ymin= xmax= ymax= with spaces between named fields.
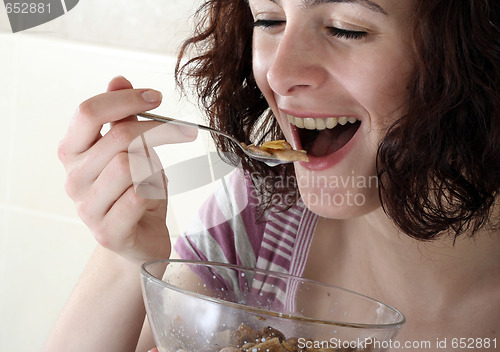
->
xmin=266 ymin=221 xmax=296 ymax=240
xmin=285 ymin=277 xmax=300 ymax=312
xmin=182 ymin=217 xmax=244 ymax=294
xmin=261 ymin=241 xmax=292 ymax=261
xmin=267 ymin=212 xmax=299 ymax=236
xmin=288 ymin=207 xmax=309 ymax=274
xmin=255 ymin=258 xmax=288 ymax=274
xmin=251 ymin=278 xmax=287 ymax=296
xmin=60 ymin=0 xmax=68 ymax=12
xmin=263 ymin=227 xmax=294 ymax=253
xmin=267 ymin=222 xmax=297 ymax=242
xmin=294 ymin=217 xmax=313 ymax=271
xmin=272 ymin=211 xmax=301 ymax=227
xmin=251 ymin=277 xmax=288 ymax=307
xmin=274 ymin=214 xmax=300 ymax=228
xmin=184 ymin=214 xmax=229 ymax=263
xmin=214 ymin=174 xmax=256 ymax=268
xmin=289 ymin=208 xmax=318 ymax=276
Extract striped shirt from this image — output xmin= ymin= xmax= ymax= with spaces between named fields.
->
xmin=174 ymin=169 xmax=319 ymax=309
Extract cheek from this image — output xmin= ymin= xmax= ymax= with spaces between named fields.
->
xmin=252 ymin=35 xmax=277 ymax=104
xmin=358 ymin=51 xmax=414 ymax=122
xmin=374 ymin=64 xmax=413 ymax=118
xmin=333 ymin=43 xmax=414 ymax=129
xmin=252 ymin=37 xmax=268 ymax=91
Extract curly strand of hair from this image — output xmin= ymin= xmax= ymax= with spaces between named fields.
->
xmin=377 ymin=0 xmax=500 ymax=241
xmin=175 ymin=0 xmax=300 ymax=217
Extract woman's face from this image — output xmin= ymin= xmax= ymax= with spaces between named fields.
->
xmin=250 ymin=0 xmax=416 ymax=218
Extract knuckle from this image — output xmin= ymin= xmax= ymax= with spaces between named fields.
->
xmin=108 ymin=123 xmax=135 ymax=147
xmin=92 ymin=218 xmax=124 ymax=252
xmin=64 ymin=170 xmax=80 ymax=200
xmin=63 ymin=177 xmax=75 ymax=199
xmin=75 ymin=199 xmax=94 ymax=224
xmin=113 ymin=152 xmax=131 ymax=175
xmin=57 ymin=137 xmax=79 ymax=166
xmin=75 ymin=99 xmax=97 ymax=121
xmin=126 ymin=186 xmax=147 ymax=207
xmin=74 ymin=201 xmax=86 ymax=219
xmin=56 ymin=139 xmax=67 ymax=162
xmin=93 ymin=227 xmax=113 ymax=249
xmin=74 ymin=201 xmax=114 ymax=249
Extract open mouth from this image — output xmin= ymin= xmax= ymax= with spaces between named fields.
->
xmin=288 ymin=115 xmax=361 ymax=158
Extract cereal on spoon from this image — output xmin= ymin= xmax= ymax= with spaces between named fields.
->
xmin=241 ymin=140 xmax=309 ymax=163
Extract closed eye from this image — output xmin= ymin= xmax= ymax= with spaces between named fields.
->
xmin=328 ymin=27 xmax=367 ymax=40
xmin=253 ymin=19 xmax=285 ymax=28
xmin=253 ymin=19 xmax=367 ymax=41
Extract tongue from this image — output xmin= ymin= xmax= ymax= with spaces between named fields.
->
xmin=309 ymin=122 xmax=359 ymax=157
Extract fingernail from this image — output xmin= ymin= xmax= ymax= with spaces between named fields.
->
xmin=142 ymin=89 xmax=163 ymax=103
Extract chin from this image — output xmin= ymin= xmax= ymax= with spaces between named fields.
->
xmin=297 ymin=182 xmax=381 ymax=219
xmin=292 ymin=153 xmax=381 ymax=217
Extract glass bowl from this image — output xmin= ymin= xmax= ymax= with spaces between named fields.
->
xmin=141 ymin=259 xmax=405 ymax=352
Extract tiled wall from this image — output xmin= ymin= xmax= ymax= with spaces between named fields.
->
xmin=0 ymin=1 xmax=222 ymax=350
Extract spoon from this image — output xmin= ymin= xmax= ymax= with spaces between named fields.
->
xmin=138 ymin=112 xmax=292 ymax=167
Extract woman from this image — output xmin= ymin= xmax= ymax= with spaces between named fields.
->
xmin=45 ymin=0 xmax=499 ymax=351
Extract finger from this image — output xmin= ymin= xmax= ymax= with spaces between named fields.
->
xmin=83 ymin=150 xmax=167 ymax=224
xmin=77 ymin=153 xmax=167 ymax=228
xmin=77 ymin=152 xmax=138 ymax=225
xmin=77 ymin=148 xmax=167 ymax=236
xmin=133 ymin=169 xmax=169 ymax=200
xmin=126 ymin=123 xmax=198 ymax=198
xmin=64 ymin=88 xmax=163 ymax=154
xmin=107 ymin=76 xmax=133 ymax=92
xmin=107 ymin=76 xmax=141 ymax=127
xmin=101 ymin=186 xmax=167 ymax=251
xmin=81 ymin=121 xmax=197 ymax=184
xmin=127 ymin=121 xmax=199 ymax=153
xmin=129 ymin=147 xmax=169 ymax=200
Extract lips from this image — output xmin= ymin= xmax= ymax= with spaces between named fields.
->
xmin=287 ymin=114 xmax=361 ymax=158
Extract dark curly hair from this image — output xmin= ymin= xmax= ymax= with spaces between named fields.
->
xmin=175 ymin=0 xmax=500 ymax=241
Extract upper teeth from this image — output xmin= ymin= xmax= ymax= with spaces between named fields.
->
xmin=287 ymin=114 xmax=359 ymax=130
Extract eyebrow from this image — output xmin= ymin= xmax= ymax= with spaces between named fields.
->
xmin=267 ymin=0 xmax=388 ymax=15
xmin=309 ymin=0 xmax=387 ymax=14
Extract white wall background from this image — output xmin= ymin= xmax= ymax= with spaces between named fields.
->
xmin=0 ymin=1 xmax=226 ymax=351
xmin=0 ymin=0 xmax=202 ymax=54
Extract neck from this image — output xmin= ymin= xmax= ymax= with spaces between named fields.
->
xmin=304 ymin=205 xmax=500 ymax=343
xmin=344 ymin=207 xmax=500 ymax=305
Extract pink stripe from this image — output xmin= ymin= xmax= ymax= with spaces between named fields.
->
xmin=266 ymin=219 xmax=296 ymax=235
xmin=239 ymin=204 xmax=266 ymax=257
xmin=206 ymin=222 xmax=237 ymax=262
xmin=262 ymin=237 xmax=293 ymax=257
xmin=259 ymin=247 xmax=291 ymax=268
xmin=290 ymin=208 xmax=317 ymax=277
xmin=265 ymin=225 xmax=296 ymax=247
xmin=174 ymin=236 xmax=209 ymax=262
xmin=273 ymin=210 xmax=302 ymax=224
xmin=240 ymin=176 xmax=268 ymax=256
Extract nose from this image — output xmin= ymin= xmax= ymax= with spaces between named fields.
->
xmin=266 ymin=25 xmax=328 ymax=96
